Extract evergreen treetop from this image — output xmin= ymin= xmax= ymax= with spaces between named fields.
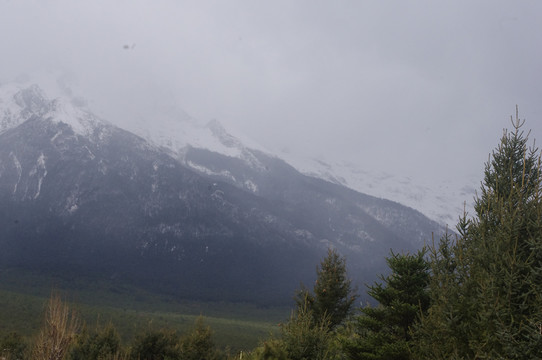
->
xmin=413 ymin=108 xmax=542 ymax=359
xmin=345 ymin=249 xmax=430 ymax=360
xmin=296 ymin=248 xmax=357 ymax=330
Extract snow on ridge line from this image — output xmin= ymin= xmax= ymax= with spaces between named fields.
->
xmin=1 ymin=80 xmax=269 ymax=167
xmin=279 ymin=152 xmax=478 ymax=226
xmin=0 ymin=82 xmax=111 ymax=139
xmin=122 ymin=114 xmax=247 ymax=160
xmin=0 ymin=83 xmax=45 ymax=133
xmin=44 ymin=97 xmax=117 ymax=141
xmin=123 ymin=111 xmax=274 ymax=171
xmin=2 ymin=80 xmax=471 ymax=224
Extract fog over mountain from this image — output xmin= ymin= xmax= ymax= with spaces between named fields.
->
xmin=1 ymin=1 xmax=541 ymax=228
xmin=1 ymin=2 xmax=542 ymax=307
xmin=0 ymin=81 xmax=448 ymax=304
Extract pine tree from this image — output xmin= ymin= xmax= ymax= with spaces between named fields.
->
xmin=280 ymin=304 xmax=336 ymax=360
xmin=411 ymin=229 xmax=476 ymax=359
xmin=295 ymin=248 xmax=357 ymax=330
xmin=413 ymin=108 xmax=542 ymax=359
xmin=248 ymin=302 xmax=338 ymax=360
xmin=130 ymin=329 xmax=180 ymax=360
xmin=69 ymin=322 xmax=122 ymax=360
xmin=179 ymin=316 xmax=222 ymax=360
xmin=248 ymin=339 xmax=289 ymax=360
xmin=344 ymin=249 xmax=430 ymax=360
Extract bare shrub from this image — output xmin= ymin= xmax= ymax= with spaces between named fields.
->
xmin=31 ymin=293 xmax=80 ymax=360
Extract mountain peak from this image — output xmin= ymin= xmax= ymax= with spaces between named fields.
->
xmin=0 ymin=82 xmax=108 ymax=140
xmin=13 ymin=84 xmax=49 ymax=113
xmin=45 ymin=97 xmax=106 ymax=137
xmin=1 ymin=83 xmax=50 ymax=134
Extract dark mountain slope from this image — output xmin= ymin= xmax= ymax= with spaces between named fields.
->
xmin=0 ymin=115 xmax=319 ymax=303
xmin=183 ymin=147 xmax=442 ymax=257
xmin=0 ymin=84 xmax=447 ymax=304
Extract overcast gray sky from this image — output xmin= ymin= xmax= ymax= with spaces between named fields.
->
xmin=1 ymin=0 xmax=542 ymax=191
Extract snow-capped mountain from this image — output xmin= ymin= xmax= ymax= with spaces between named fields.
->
xmin=0 ymin=81 xmax=447 ymax=304
xmin=67 ymin=77 xmax=474 ymax=226
xmin=3 ymin=74 xmax=476 ymax=225
xmin=92 ymin=87 xmax=477 ymax=226
xmin=119 ymin=104 xmax=270 ymax=179
xmin=280 ymin=155 xmax=480 ymax=226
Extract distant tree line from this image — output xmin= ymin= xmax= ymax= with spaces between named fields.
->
xmin=2 ymin=107 xmax=541 ymax=359
xmin=1 ymin=293 xmax=224 ymax=360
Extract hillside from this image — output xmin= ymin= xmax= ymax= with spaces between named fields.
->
xmin=0 ymin=82 xmax=447 ymax=304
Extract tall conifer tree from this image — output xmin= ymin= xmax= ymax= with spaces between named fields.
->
xmin=413 ymin=108 xmax=542 ymax=359
xmin=344 ymin=249 xmax=430 ymax=360
xmin=296 ymin=248 xmax=357 ymax=330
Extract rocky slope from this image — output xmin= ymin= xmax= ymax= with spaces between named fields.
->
xmin=0 ymin=83 xmax=447 ymax=304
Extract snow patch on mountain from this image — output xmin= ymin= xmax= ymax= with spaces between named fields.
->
xmin=29 ymin=152 xmax=47 ymax=199
xmin=0 ymin=83 xmax=48 ymax=133
xmin=244 ymin=179 xmax=258 ymax=193
xmin=186 ymin=161 xmax=237 ymax=183
xmin=45 ymin=97 xmax=108 ymax=138
xmin=116 ymin=103 xmax=226 ymax=156
xmin=0 ymin=80 xmax=112 ymax=142
xmin=0 ymin=76 xmax=477 ymax=226
xmin=108 ymin=94 xmax=475 ymax=225
xmin=128 ymin=113 xmax=243 ymax=158
xmin=0 ymin=75 xmax=267 ymax=174
xmin=110 ymin=99 xmax=271 ymax=172
xmin=65 ymin=190 xmax=80 ymax=214
xmin=9 ymin=152 xmax=22 ymax=194
xmin=280 ymin=154 xmax=480 ymax=226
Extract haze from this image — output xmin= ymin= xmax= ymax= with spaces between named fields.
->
xmin=1 ymin=1 xmax=541 ymax=218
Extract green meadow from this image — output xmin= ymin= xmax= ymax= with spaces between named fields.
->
xmin=0 ymin=268 xmax=287 ymax=352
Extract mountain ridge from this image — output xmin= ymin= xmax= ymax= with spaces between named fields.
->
xmin=0 ymin=82 xmax=447 ymax=304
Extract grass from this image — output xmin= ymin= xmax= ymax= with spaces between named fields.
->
xmin=0 ymin=268 xmax=288 ymax=352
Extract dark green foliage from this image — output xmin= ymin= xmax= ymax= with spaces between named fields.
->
xmin=248 ymin=302 xmax=338 ymax=359
xmin=280 ymin=304 xmax=336 ymax=360
xmin=0 ymin=331 xmax=27 ymax=360
xmin=296 ymin=248 xmax=357 ymax=330
xmin=413 ymin=110 xmax=542 ymax=359
xmin=130 ymin=329 xmax=180 ymax=360
xmin=249 ymin=249 xmax=354 ymax=360
xmin=0 ymin=281 xmax=284 ymax=354
xmin=411 ymin=232 xmax=473 ymax=359
xmin=69 ymin=322 xmax=122 ymax=360
xmin=129 ymin=317 xmax=223 ymax=360
xmin=178 ymin=316 xmax=223 ymax=360
xmin=344 ymin=249 xmax=429 ymax=360
xmin=247 ymin=339 xmax=288 ymax=360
